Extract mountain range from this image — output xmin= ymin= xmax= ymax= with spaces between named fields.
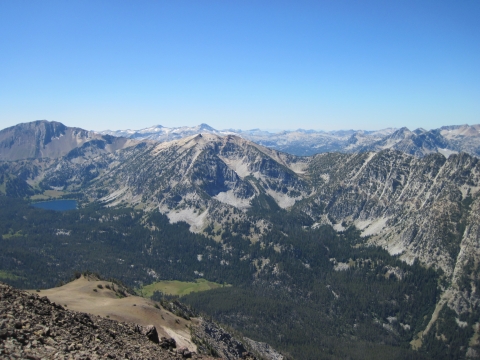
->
xmin=2 ymin=120 xmax=480 ymax=358
xmin=100 ymin=123 xmax=480 ymax=157
xmin=0 ymin=120 xmax=137 ymax=162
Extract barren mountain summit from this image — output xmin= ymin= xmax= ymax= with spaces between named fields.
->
xmin=0 ymin=120 xmax=138 ymax=161
xmin=0 ymin=281 xmax=213 ymax=359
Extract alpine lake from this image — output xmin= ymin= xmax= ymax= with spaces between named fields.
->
xmin=31 ymin=200 xmax=78 ymax=211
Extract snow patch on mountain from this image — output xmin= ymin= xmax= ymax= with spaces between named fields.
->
xmin=101 ymin=187 xmax=128 ymax=204
xmin=357 ymin=217 xmax=390 ymax=237
xmin=437 ymin=148 xmax=458 ymax=157
xmin=218 ymin=156 xmax=251 ymax=178
xmin=265 ymin=189 xmax=299 ymax=209
xmin=333 ymin=223 xmax=346 ymax=232
xmin=166 ymin=207 xmax=209 ymax=233
xmin=214 ymin=190 xmax=252 ymax=209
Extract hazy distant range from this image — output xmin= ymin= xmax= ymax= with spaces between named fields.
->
xmin=100 ymin=123 xmax=480 ymax=158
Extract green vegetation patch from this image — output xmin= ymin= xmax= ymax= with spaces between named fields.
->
xmin=30 ymin=194 xmax=49 ymax=200
xmin=31 ymin=189 xmax=66 ymax=200
xmin=0 ymin=270 xmax=22 ymax=280
xmin=44 ymin=190 xmax=66 ymax=198
xmin=141 ymin=278 xmax=226 ymax=297
xmin=2 ymin=230 xmax=24 ymax=239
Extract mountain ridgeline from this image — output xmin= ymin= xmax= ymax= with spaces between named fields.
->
xmin=2 ymin=120 xmax=480 ymax=359
xmin=101 ymin=122 xmax=480 ymax=158
xmin=0 ymin=120 xmax=138 ymax=161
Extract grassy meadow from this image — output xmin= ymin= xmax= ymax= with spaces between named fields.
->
xmin=140 ymin=278 xmax=227 ymax=297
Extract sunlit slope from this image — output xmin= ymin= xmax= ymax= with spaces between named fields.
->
xmin=32 ymin=276 xmax=197 ymax=351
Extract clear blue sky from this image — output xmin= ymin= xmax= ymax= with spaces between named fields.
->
xmin=0 ymin=0 xmax=479 ymax=131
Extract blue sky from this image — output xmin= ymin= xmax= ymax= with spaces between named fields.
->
xmin=0 ymin=0 xmax=478 ymax=132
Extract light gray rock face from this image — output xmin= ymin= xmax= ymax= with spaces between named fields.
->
xmin=360 ymin=124 xmax=480 ymax=158
xmin=302 ymin=151 xmax=480 ymax=316
xmin=85 ymin=133 xmax=310 ymax=236
xmin=304 ymin=151 xmax=478 ymax=276
xmin=243 ymin=337 xmax=284 ymax=360
xmin=0 ymin=120 xmax=137 ymax=161
xmin=192 ymin=319 xmax=261 ymax=360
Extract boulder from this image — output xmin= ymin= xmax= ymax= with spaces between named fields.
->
xmin=134 ymin=324 xmax=160 ymax=344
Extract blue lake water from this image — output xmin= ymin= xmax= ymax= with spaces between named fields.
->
xmin=31 ymin=200 xmax=78 ymax=211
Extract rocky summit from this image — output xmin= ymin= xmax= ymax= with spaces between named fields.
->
xmin=0 ymin=282 xmax=214 ymax=360
xmin=0 ymin=120 xmax=138 ymax=162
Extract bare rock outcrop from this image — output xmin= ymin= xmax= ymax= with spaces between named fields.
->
xmin=0 ymin=282 xmax=209 ymax=359
xmin=192 ymin=318 xmax=260 ymax=360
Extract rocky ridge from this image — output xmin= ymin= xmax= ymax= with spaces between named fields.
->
xmin=100 ymin=124 xmax=394 ymax=156
xmin=358 ymin=125 xmax=480 ymax=158
xmin=100 ymin=122 xmax=480 ymax=158
xmin=0 ymin=275 xmax=274 ymax=360
xmin=86 ymin=133 xmax=309 ymax=238
xmin=0 ymin=120 xmax=138 ymax=162
xmin=0 ymin=282 xmax=213 ymax=359
xmin=192 ymin=320 xmax=265 ymax=360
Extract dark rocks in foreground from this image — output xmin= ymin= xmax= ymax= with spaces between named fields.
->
xmin=0 ymin=282 xmax=210 ymax=359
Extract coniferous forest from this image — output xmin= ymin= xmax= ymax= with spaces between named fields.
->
xmin=0 ymin=195 xmax=471 ymax=359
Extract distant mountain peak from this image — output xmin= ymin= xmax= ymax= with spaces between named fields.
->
xmin=80 ymin=121 xmax=480 ymax=158
xmin=198 ymin=123 xmax=215 ymax=131
xmin=0 ymin=120 xmax=137 ymax=161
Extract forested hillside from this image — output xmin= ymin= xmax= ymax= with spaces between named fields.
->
xmin=2 ymin=121 xmax=480 ymax=358
xmin=1 ymin=196 xmax=472 ymax=359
